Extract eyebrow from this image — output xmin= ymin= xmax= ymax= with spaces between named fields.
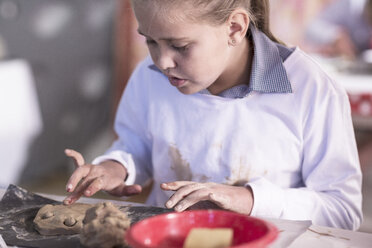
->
xmin=137 ymin=29 xmax=190 ymax=42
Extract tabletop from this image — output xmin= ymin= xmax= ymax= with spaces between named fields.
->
xmin=1 ymin=188 xmax=372 ymax=248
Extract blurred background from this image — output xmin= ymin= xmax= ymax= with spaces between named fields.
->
xmin=0 ymin=0 xmax=372 ymax=233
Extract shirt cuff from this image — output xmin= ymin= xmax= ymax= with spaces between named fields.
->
xmin=246 ymin=177 xmax=285 ymax=219
xmin=91 ymin=150 xmax=136 ymax=185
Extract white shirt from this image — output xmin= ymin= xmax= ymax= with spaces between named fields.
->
xmin=93 ymin=31 xmax=362 ymax=230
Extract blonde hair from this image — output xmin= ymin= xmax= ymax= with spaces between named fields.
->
xmin=131 ymin=0 xmax=282 ymax=44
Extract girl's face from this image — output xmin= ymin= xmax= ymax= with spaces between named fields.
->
xmin=133 ymin=3 xmax=232 ymax=95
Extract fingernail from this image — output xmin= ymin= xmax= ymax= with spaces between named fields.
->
xmin=66 ymin=184 xmax=72 ymax=192
xmin=166 ymin=201 xmax=173 ymax=208
xmin=175 ymin=205 xmax=183 ymax=211
xmin=63 ymin=198 xmax=71 ymax=205
xmin=85 ymin=190 xmax=91 ymax=196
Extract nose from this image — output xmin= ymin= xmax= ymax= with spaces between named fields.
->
xmin=154 ymin=48 xmax=176 ymax=73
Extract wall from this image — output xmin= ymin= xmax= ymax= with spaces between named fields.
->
xmin=0 ymin=0 xmax=116 ymax=184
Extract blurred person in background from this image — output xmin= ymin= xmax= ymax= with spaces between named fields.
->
xmin=305 ymin=0 xmax=372 ymax=60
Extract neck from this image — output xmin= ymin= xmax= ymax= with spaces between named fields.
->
xmin=208 ymin=37 xmax=253 ymax=95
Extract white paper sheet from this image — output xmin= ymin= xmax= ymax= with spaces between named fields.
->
xmin=289 ymin=225 xmax=372 ymax=248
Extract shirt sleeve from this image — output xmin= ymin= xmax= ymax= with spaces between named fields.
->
xmin=248 ymin=89 xmax=363 ymax=230
xmin=92 ymin=60 xmax=153 ymax=186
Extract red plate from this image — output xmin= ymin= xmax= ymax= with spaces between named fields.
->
xmin=125 ymin=210 xmax=278 ymax=248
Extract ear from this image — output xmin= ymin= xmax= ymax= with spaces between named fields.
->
xmin=226 ymin=8 xmax=250 ymax=46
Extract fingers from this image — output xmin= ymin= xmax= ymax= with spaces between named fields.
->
xmin=63 ymin=177 xmax=92 ymax=205
xmin=161 ymin=181 xmax=194 ymax=191
xmin=64 ymin=180 xmax=143 ymax=205
xmin=172 ymin=189 xmax=213 ymax=212
xmin=65 ymin=149 xmax=85 ymax=168
xmin=63 ymin=189 xmax=83 ymax=205
xmin=65 ymin=166 xmax=91 ymax=192
xmin=64 ymin=174 xmax=105 ymax=205
xmin=65 ymin=149 xmax=87 ymax=192
xmin=165 ymin=183 xmax=213 ymax=210
xmin=162 ymin=182 xmax=254 ymax=215
xmin=82 ymin=177 xmax=104 ymax=197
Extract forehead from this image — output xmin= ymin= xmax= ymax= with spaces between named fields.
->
xmin=132 ymin=0 xmax=191 ymax=20
xmin=133 ymin=1 xmax=217 ymax=39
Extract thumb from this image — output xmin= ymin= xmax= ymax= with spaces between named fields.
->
xmin=65 ymin=149 xmax=85 ymax=168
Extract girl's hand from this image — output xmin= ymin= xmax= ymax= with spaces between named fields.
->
xmin=161 ymin=181 xmax=254 ymax=215
xmin=63 ymin=149 xmax=142 ymax=205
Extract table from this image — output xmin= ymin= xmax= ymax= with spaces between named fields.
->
xmin=1 ymin=189 xmax=371 ymax=248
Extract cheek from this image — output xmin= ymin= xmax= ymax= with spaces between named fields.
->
xmin=147 ymin=47 xmax=159 ymax=66
xmin=185 ymin=46 xmax=228 ymax=80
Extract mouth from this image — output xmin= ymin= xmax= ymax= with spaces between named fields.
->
xmin=168 ymin=76 xmax=187 ymax=87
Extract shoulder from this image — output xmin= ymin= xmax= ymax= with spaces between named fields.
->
xmin=284 ymin=48 xmax=348 ymax=99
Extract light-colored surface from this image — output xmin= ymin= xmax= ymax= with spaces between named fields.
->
xmin=183 ymin=228 xmax=233 ymax=248
xmin=0 ymin=60 xmax=42 ymax=188
xmin=289 ymin=224 xmax=372 ymax=248
xmin=1 ymin=189 xmax=371 ymax=248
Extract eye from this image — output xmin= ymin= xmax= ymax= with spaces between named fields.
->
xmin=170 ymin=44 xmax=188 ymax=52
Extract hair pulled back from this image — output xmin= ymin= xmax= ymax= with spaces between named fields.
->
xmin=131 ymin=0 xmax=281 ymax=44
xmin=191 ymin=0 xmax=279 ymax=42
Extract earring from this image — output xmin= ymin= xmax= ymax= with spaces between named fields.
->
xmin=230 ymin=39 xmax=236 ymax=46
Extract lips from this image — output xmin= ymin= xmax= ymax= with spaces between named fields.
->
xmin=168 ymin=76 xmax=187 ymax=87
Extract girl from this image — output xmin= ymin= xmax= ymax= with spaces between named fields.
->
xmin=64 ymin=0 xmax=362 ymax=230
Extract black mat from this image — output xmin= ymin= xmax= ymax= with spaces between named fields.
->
xmin=0 ymin=184 xmax=172 ymax=248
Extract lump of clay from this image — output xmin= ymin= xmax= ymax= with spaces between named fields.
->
xmin=80 ymin=202 xmax=131 ymax=248
xmin=33 ymin=203 xmax=92 ymax=235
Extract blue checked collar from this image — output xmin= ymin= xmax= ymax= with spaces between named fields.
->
xmin=248 ymin=25 xmax=292 ymax=93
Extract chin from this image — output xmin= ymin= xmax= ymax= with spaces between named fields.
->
xmin=177 ymin=86 xmax=199 ymax=95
